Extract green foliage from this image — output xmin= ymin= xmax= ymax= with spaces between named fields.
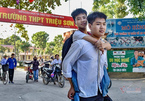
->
xmin=0 ymin=0 xmax=68 ymax=13
xmin=31 ymin=31 xmax=49 ymax=55
xmin=45 ymin=41 xmax=55 ymax=56
xmin=1 ymin=34 xmax=22 ymax=45
xmin=0 ymin=45 xmax=6 ymax=53
xmin=20 ymin=41 xmax=31 ymax=52
xmin=15 ymin=24 xmax=29 ymax=41
xmin=93 ymin=0 xmax=145 ymax=19
xmin=52 ymin=35 xmax=63 ymax=56
xmin=127 ymin=0 xmax=145 ymax=19
xmin=45 ymin=35 xmax=63 ymax=56
xmin=15 ymin=40 xmax=22 ymax=60
xmin=20 ymin=41 xmax=31 ymax=61
xmin=9 ymin=34 xmax=22 ymax=45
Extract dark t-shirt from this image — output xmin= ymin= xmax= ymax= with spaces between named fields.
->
xmin=32 ymin=60 xmax=39 ymax=71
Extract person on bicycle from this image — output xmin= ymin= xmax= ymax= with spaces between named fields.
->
xmin=1 ymin=55 xmax=8 ymax=73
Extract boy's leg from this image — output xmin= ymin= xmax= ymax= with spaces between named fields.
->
xmin=11 ymin=69 xmax=14 ymax=82
xmin=104 ymin=95 xmax=113 ymax=101
xmin=9 ymin=69 xmax=12 ymax=82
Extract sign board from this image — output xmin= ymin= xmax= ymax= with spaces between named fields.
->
xmin=0 ymin=7 xmax=78 ymax=29
xmin=106 ymin=18 xmax=145 ymax=48
xmin=107 ymin=50 xmax=145 ymax=72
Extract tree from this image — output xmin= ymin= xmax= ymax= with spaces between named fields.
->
xmin=14 ymin=24 xmax=29 ymax=41
xmin=15 ymin=40 xmax=22 ymax=61
xmin=0 ymin=45 xmax=6 ymax=54
xmin=9 ymin=34 xmax=22 ymax=45
xmin=52 ymin=35 xmax=63 ymax=56
xmin=0 ymin=38 xmax=4 ymax=45
xmin=31 ymin=31 xmax=49 ymax=55
xmin=20 ymin=41 xmax=31 ymax=61
xmin=93 ymin=0 xmax=145 ymax=19
xmin=0 ymin=0 xmax=68 ymax=13
xmin=45 ymin=41 xmax=55 ymax=56
xmin=0 ymin=35 xmax=22 ymax=45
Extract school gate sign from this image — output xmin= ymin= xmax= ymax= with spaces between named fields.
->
xmin=0 ymin=7 xmax=78 ymax=29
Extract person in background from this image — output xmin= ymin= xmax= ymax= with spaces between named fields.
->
xmin=39 ymin=56 xmax=44 ymax=65
xmin=50 ymin=54 xmax=62 ymax=85
xmin=32 ymin=56 xmax=39 ymax=82
xmin=1 ymin=55 xmax=8 ymax=73
xmin=38 ymin=56 xmax=44 ymax=76
xmin=6 ymin=53 xmax=17 ymax=84
xmin=51 ymin=54 xmax=61 ymax=66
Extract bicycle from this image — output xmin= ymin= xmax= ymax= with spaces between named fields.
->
xmin=0 ymin=63 xmax=9 ymax=85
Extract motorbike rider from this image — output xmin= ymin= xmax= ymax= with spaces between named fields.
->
xmin=50 ymin=54 xmax=61 ymax=85
xmin=51 ymin=54 xmax=61 ymax=66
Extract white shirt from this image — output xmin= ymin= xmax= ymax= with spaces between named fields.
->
xmin=51 ymin=59 xmax=61 ymax=65
xmin=62 ymin=40 xmax=107 ymax=98
xmin=73 ymin=30 xmax=108 ymax=67
xmin=73 ymin=30 xmax=89 ymax=42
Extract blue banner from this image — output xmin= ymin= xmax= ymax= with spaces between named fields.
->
xmin=106 ymin=18 xmax=145 ymax=48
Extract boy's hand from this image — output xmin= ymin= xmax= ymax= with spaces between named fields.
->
xmin=68 ymin=86 xmax=75 ymax=99
xmin=95 ymin=40 xmax=104 ymax=54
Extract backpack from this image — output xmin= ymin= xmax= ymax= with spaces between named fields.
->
xmin=62 ymin=31 xmax=91 ymax=62
xmin=62 ymin=33 xmax=74 ymax=61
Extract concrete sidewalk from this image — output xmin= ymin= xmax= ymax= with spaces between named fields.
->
xmin=0 ymin=69 xmax=145 ymax=101
xmin=108 ymin=78 xmax=145 ymax=101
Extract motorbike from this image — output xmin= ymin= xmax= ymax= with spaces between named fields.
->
xmin=42 ymin=63 xmax=65 ymax=88
xmin=25 ymin=62 xmax=33 ymax=83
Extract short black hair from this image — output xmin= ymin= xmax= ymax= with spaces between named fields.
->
xmin=55 ymin=54 xmax=59 ymax=57
xmin=11 ymin=53 xmax=15 ymax=56
xmin=87 ymin=12 xmax=107 ymax=25
xmin=71 ymin=8 xmax=87 ymax=21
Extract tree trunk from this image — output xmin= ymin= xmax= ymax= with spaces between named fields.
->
xmin=25 ymin=50 xmax=26 ymax=61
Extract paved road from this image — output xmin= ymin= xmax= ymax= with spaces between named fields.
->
xmin=0 ymin=69 xmax=145 ymax=101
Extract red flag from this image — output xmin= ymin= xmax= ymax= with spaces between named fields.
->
xmin=29 ymin=0 xmax=34 ymax=3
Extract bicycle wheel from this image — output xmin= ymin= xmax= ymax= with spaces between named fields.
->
xmin=3 ymin=71 xmax=8 ymax=85
xmin=57 ymin=74 xmax=65 ymax=88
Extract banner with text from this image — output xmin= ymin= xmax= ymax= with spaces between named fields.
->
xmin=106 ymin=18 xmax=145 ymax=48
xmin=107 ymin=50 xmax=145 ymax=72
xmin=0 ymin=7 xmax=78 ymax=29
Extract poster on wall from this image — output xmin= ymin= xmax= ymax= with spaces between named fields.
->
xmin=106 ymin=18 xmax=145 ymax=48
xmin=107 ymin=50 xmax=145 ymax=72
